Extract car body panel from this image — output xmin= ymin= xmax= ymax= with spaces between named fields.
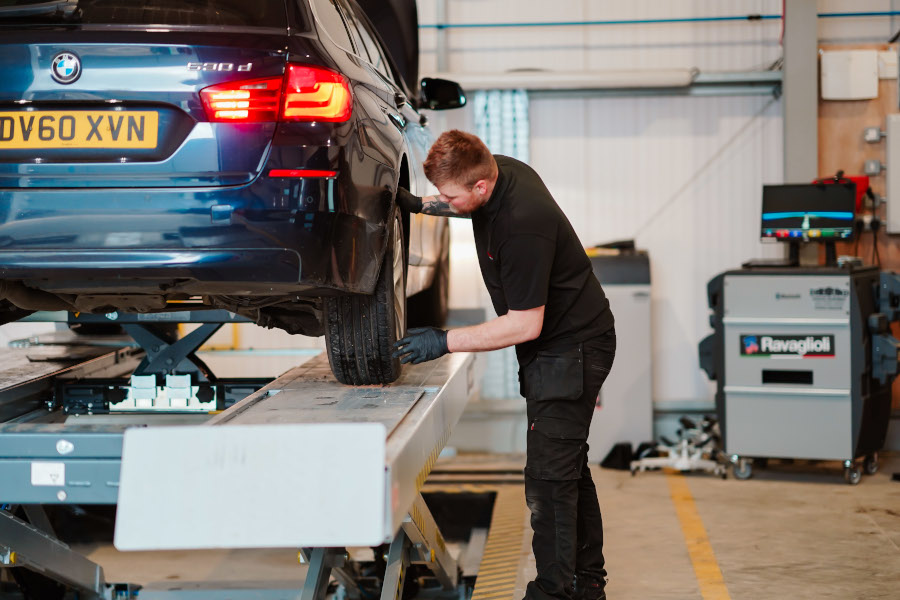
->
xmin=0 ymin=0 xmax=450 ymax=335
xmin=356 ymin=0 xmax=419 ymax=95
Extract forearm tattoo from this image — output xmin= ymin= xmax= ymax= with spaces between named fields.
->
xmin=421 ymin=196 xmax=471 ymax=218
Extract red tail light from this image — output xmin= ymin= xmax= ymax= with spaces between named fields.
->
xmin=199 ymin=65 xmax=352 ymax=123
xmin=268 ymin=169 xmax=337 ymax=178
xmin=281 ymin=64 xmax=352 ymax=122
xmin=200 ymin=77 xmax=282 ymax=122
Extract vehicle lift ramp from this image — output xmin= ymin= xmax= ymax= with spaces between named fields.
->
xmin=0 ymin=348 xmax=481 ymax=600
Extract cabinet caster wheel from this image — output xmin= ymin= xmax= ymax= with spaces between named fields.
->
xmin=864 ymin=453 xmax=879 ymax=476
xmin=844 ymin=464 xmax=862 ymax=485
xmin=733 ymin=458 xmax=753 ymax=480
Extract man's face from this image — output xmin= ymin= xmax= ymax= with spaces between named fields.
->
xmin=435 ymin=180 xmax=488 ymax=214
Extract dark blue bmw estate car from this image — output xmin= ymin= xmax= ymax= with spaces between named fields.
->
xmin=0 ymin=0 xmax=465 ymax=384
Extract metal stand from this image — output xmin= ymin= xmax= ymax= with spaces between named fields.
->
xmin=71 ymin=309 xmax=251 ymax=380
xmin=299 ymin=494 xmax=458 ymax=600
xmin=630 ymin=416 xmax=726 ymax=478
xmin=824 ymin=241 xmax=837 ymax=267
xmin=125 ymin=323 xmax=219 ymax=380
xmin=0 ymin=509 xmax=123 ymax=600
xmin=380 ymin=532 xmax=411 ymax=600
xmin=54 ymin=310 xmax=269 ymax=414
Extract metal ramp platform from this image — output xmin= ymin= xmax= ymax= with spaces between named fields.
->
xmin=0 ymin=334 xmax=480 ymax=600
xmin=114 ymin=351 xmax=476 ymax=545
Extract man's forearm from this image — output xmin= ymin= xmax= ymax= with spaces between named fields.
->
xmin=421 ymin=195 xmax=471 ymax=218
xmin=446 ymin=309 xmax=542 ymax=352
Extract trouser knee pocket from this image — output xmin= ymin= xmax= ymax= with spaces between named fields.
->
xmin=525 ymin=416 xmax=587 ymax=480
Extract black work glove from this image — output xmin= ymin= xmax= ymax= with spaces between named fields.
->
xmin=396 ymin=187 xmax=423 ymax=214
xmin=392 ymin=327 xmax=449 ymax=364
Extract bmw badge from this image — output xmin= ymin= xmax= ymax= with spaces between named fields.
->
xmin=50 ymin=52 xmax=81 ymax=84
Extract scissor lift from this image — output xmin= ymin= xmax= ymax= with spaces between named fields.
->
xmin=0 ymin=312 xmax=480 ymax=600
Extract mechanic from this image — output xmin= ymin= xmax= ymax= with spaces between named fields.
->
xmin=393 ymin=130 xmax=616 ymax=600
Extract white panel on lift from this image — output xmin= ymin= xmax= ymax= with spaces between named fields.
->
xmin=114 ymin=423 xmax=387 ymax=550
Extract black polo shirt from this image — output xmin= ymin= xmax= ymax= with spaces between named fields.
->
xmin=472 ymin=155 xmax=615 ymax=365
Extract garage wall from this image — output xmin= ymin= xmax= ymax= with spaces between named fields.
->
xmin=422 ymin=1 xmax=787 ymax=407
xmin=421 ymin=1 xmax=900 ymax=410
xmin=531 ymin=94 xmax=783 ymax=405
xmin=417 ymin=0 xmax=784 ymax=74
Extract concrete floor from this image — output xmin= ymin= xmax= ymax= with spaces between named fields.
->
xmin=63 ymin=453 xmax=900 ymax=600
xmin=520 ymin=454 xmax=900 ymax=600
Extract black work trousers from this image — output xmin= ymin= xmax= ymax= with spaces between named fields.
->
xmin=521 ymin=329 xmax=616 ymax=600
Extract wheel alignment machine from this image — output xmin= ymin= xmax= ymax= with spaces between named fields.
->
xmin=0 ymin=310 xmax=480 ymax=600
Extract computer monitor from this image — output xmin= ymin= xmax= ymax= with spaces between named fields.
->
xmin=761 ymin=183 xmax=857 ymax=242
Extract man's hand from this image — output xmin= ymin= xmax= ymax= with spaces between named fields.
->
xmin=392 ymin=327 xmax=449 ymax=364
xmin=396 ymin=187 xmax=423 ymax=214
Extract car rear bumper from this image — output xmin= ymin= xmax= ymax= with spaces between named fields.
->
xmin=0 ymin=249 xmax=301 ymax=282
xmin=0 ymin=176 xmax=390 ymax=295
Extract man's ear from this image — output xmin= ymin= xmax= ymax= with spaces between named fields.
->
xmin=473 ymin=180 xmax=487 ymax=196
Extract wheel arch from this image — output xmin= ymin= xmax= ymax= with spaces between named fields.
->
xmin=397 ymin=153 xmax=412 ymax=260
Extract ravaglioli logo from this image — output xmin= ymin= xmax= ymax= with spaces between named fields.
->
xmin=740 ymin=334 xmax=835 ymax=358
xmin=50 ymin=52 xmax=81 ymax=84
xmin=775 ymin=292 xmax=801 ymax=300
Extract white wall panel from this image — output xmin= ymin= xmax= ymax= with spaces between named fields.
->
xmin=530 ymin=94 xmax=784 ymax=405
xmin=818 ymin=0 xmax=896 ymax=44
xmin=419 ymin=2 xmax=900 ymax=80
xmin=418 ymin=0 xmax=784 ymax=77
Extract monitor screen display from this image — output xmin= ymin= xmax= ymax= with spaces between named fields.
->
xmin=761 ymin=183 xmax=856 ymax=242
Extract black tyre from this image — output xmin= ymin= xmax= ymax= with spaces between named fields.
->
xmin=325 ymin=212 xmax=406 ymax=385
xmin=408 ymin=222 xmax=450 ymax=328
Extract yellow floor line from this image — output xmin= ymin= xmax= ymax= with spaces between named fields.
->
xmin=470 ymin=486 xmax=527 ymax=600
xmin=666 ymin=473 xmax=731 ymax=600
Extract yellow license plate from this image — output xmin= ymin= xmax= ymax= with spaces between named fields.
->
xmin=0 ymin=111 xmax=159 ymax=150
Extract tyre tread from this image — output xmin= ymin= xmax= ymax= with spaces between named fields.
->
xmin=325 ymin=213 xmax=404 ymax=385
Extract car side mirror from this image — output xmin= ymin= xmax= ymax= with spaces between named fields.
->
xmin=419 ymin=78 xmax=467 ymax=110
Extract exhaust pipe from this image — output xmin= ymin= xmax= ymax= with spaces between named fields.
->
xmin=0 ymin=281 xmax=77 ymax=312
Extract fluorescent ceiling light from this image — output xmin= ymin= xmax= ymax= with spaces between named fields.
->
xmin=431 ymin=69 xmax=698 ymax=91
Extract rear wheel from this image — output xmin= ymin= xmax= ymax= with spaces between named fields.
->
xmin=325 ymin=212 xmax=406 ymax=385
xmin=408 ymin=223 xmax=450 ymax=328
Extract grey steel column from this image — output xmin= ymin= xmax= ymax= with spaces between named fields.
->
xmin=783 ymin=0 xmax=818 ymax=182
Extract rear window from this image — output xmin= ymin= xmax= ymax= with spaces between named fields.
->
xmin=0 ymin=0 xmax=288 ymax=28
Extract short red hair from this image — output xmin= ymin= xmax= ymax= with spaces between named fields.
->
xmin=424 ymin=130 xmax=498 ymax=189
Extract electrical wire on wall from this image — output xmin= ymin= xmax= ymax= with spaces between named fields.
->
xmin=870 ymin=192 xmax=883 ymax=268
